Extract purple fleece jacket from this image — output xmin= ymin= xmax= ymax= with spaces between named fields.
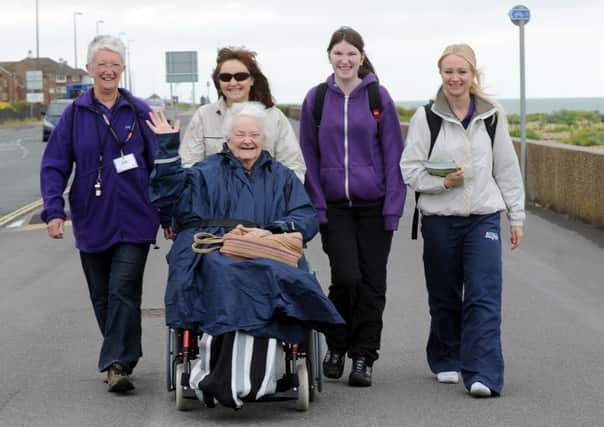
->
xmin=40 ymin=88 xmax=160 ymax=252
xmin=299 ymin=73 xmax=406 ymax=230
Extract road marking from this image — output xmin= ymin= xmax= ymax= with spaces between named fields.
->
xmin=16 ymin=138 xmax=29 ymax=159
xmin=0 ymin=198 xmax=44 ymax=227
xmin=0 ymin=138 xmax=32 ymax=159
xmin=6 ymin=219 xmax=25 ymax=228
xmin=1 ymin=188 xmax=70 ymax=228
xmin=14 ymin=221 xmax=72 ymax=232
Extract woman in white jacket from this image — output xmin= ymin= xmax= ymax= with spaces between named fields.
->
xmin=400 ymin=43 xmax=525 ymax=398
xmin=179 ymin=47 xmax=305 ymax=181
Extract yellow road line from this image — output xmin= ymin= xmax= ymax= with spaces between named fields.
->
xmin=14 ymin=221 xmax=72 ymax=232
xmin=0 ymin=188 xmax=70 ymax=228
xmin=0 ymin=198 xmax=44 ymax=227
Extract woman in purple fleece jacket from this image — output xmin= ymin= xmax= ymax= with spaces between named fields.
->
xmin=299 ymin=26 xmax=406 ymax=387
xmin=40 ymin=35 xmax=159 ymax=393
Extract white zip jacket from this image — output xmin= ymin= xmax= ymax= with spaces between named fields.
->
xmin=400 ymin=89 xmax=525 ymax=226
xmin=179 ymin=98 xmax=306 ymax=182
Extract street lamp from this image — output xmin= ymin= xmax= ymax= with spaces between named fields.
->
xmin=35 ymin=0 xmax=40 ymax=59
xmin=118 ymin=32 xmax=129 ymax=90
xmin=73 ymin=11 xmax=83 ymax=69
xmin=96 ymin=20 xmax=104 ymax=35
xmin=127 ymin=40 xmax=134 ymax=93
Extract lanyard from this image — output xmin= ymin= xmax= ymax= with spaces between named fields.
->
xmin=96 ymin=102 xmax=136 ymax=154
xmin=93 ymin=98 xmax=137 ymax=197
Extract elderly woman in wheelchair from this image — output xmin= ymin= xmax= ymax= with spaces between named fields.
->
xmin=147 ymin=102 xmax=344 ymax=410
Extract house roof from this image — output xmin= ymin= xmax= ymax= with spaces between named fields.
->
xmin=0 ymin=57 xmax=87 ymax=76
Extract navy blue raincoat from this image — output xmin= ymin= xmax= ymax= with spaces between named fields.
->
xmin=149 ymin=133 xmax=344 ymax=342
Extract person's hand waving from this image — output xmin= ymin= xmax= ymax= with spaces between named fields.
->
xmin=146 ymin=110 xmax=180 ymax=134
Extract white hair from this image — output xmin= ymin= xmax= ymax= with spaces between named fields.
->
xmin=87 ymin=35 xmax=126 ymax=66
xmin=222 ymin=101 xmax=275 ymax=143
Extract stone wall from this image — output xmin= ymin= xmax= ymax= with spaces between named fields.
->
xmin=521 ymin=140 xmax=604 ymax=226
xmin=280 ymin=105 xmax=604 ymax=227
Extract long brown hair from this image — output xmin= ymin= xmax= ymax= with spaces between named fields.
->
xmin=327 ymin=26 xmax=377 ymax=80
xmin=212 ymin=47 xmax=274 ymax=108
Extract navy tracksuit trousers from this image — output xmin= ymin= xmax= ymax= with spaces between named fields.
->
xmin=80 ymin=243 xmax=150 ymax=374
xmin=421 ymin=213 xmax=504 ymax=395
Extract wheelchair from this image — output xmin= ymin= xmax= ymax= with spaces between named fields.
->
xmin=166 ymin=326 xmax=323 ymax=411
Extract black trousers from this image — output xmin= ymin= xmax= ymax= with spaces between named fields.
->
xmin=80 ymin=243 xmax=150 ymax=373
xmin=321 ymin=204 xmax=393 ymax=364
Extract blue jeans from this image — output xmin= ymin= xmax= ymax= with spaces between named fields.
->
xmin=421 ymin=213 xmax=504 ymax=394
xmin=80 ymin=243 xmax=150 ymax=374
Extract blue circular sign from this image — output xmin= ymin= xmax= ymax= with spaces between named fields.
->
xmin=509 ymin=5 xmax=530 ymax=25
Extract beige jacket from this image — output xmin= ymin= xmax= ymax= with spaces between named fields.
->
xmin=179 ymin=98 xmax=306 ymax=182
xmin=400 ymin=88 xmax=525 ymax=226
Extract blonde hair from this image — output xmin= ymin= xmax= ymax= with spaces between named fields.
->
xmin=438 ymin=43 xmax=491 ymax=101
xmin=438 ymin=43 xmax=504 ymax=116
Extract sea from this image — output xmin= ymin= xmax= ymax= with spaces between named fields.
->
xmin=397 ymin=97 xmax=604 ymax=115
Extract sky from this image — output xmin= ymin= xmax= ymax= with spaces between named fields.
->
xmin=2 ymin=0 xmax=603 ymax=104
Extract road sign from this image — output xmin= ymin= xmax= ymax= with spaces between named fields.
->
xmin=509 ymin=5 xmax=530 ymax=25
xmin=166 ymin=51 xmax=198 ymax=83
xmin=25 ymin=70 xmax=43 ymax=90
xmin=26 ymin=93 xmax=43 ymax=103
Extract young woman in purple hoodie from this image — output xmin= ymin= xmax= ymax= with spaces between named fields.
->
xmin=299 ymin=26 xmax=406 ymax=387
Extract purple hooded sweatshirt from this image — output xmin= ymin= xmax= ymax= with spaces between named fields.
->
xmin=299 ymin=73 xmax=406 ymax=231
xmin=40 ymin=88 xmax=159 ymax=252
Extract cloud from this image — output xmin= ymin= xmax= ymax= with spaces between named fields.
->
xmin=3 ymin=0 xmax=603 ymax=102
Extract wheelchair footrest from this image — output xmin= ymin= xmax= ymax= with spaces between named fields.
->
xmin=276 ymin=373 xmax=299 ymax=392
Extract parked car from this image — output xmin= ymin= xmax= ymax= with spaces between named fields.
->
xmin=42 ymin=99 xmax=73 ymax=142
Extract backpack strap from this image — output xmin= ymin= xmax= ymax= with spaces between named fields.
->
xmin=312 ymin=81 xmax=383 ymax=127
xmin=485 ymin=113 xmax=497 ymax=146
xmin=312 ymin=82 xmax=328 ymax=127
xmin=367 ymin=81 xmax=382 ymax=123
xmin=411 ymin=101 xmax=443 ymax=240
xmin=424 ymin=101 xmax=443 ymax=156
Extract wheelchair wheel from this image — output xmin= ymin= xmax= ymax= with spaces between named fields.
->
xmin=295 ymin=362 xmax=310 ymax=411
xmin=175 ymin=363 xmax=190 ymax=411
xmin=166 ymin=328 xmax=176 ymax=391
xmin=306 ymin=330 xmax=316 ymax=402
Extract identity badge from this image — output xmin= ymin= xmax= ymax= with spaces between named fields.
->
xmin=113 ymin=153 xmax=138 ymax=173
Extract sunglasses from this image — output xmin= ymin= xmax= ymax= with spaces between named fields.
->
xmin=218 ymin=72 xmax=251 ymax=82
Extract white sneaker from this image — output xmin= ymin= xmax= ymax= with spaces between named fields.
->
xmin=470 ymin=381 xmax=492 ymax=397
xmin=436 ymin=371 xmax=459 ymax=384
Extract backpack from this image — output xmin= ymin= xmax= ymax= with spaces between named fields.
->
xmin=312 ymin=81 xmax=382 ymax=126
xmin=411 ymin=101 xmax=498 ymax=240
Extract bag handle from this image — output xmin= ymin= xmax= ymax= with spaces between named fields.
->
xmin=192 ymin=232 xmax=224 ymax=254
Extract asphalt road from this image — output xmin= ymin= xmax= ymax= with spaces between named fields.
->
xmin=0 ymin=125 xmax=46 ymax=217
xmin=1 ymin=115 xmax=603 ymax=426
xmin=2 ymin=197 xmax=604 ymax=427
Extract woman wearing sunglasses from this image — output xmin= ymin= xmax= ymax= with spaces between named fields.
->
xmin=179 ymin=47 xmax=305 ymax=181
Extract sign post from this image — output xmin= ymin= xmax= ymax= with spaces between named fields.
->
xmin=166 ymin=51 xmax=198 ymax=108
xmin=26 ymin=70 xmax=44 ymax=116
xmin=509 ymin=5 xmax=530 ymax=186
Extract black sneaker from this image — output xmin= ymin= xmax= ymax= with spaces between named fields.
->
xmin=107 ymin=363 xmax=135 ymax=392
xmin=323 ymin=350 xmax=346 ymax=379
xmin=348 ymin=357 xmax=372 ymax=387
